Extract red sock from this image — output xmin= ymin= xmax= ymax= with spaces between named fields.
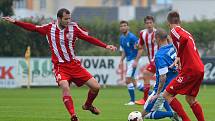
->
xmin=63 ymin=96 xmax=75 ymax=117
xmin=169 ymin=98 xmax=191 ymax=121
xmin=144 ymin=84 xmax=150 ymax=101
xmin=191 ymin=101 xmax=205 ymax=121
xmin=85 ymin=90 xmax=99 ymax=107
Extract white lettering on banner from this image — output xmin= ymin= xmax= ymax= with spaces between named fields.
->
xmin=204 ymin=63 xmax=215 ymax=81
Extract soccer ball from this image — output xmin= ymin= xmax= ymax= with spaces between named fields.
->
xmin=128 ymin=111 xmax=143 ymax=121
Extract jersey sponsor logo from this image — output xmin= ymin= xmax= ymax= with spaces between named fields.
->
xmin=66 ymin=33 xmax=73 ymax=40
xmin=177 ymin=76 xmax=183 ymax=83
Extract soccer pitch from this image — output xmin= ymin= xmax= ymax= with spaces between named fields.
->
xmin=0 ymin=86 xmax=214 ymax=121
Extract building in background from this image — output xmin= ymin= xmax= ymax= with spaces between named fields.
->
xmin=13 ymin=0 xmax=171 ymax=22
xmin=172 ymin=0 xmax=215 ymax=21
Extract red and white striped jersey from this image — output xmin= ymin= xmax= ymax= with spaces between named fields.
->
xmin=139 ymin=28 xmax=158 ymax=62
xmin=14 ymin=21 xmax=107 ymax=64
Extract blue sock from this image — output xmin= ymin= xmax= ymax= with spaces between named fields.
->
xmin=164 ymin=100 xmax=172 ymax=111
xmin=127 ymin=83 xmax=135 ymax=102
xmin=148 ymin=111 xmax=173 ymax=119
xmin=148 ymin=90 xmax=152 ymax=95
xmin=136 ymin=82 xmax=153 ymax=95
xmin=136 ymin=82 xmax=144 ymax=91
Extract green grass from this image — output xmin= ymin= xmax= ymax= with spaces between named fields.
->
xmin=0 ymin=85 xmax=214 ymax=121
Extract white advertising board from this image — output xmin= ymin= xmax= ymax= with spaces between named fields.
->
xmin=0 ymin=58 xmax=20 ymax=88
xmin=0 ymin=56 xmax=149 ymax=88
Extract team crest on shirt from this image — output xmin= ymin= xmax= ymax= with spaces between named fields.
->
xmin=66 ymin=33 xmax=73 ymax=40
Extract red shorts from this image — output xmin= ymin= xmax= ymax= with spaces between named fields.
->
xmin=166 ymin=71 xmax=204 ymax=97
xmin=146 ymin=61 xmax=156 ymax=74
xmin=52 ymin=61 xmax=93 ymax=87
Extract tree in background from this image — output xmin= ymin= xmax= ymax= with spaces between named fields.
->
xmin=0 ymin=0 xmax=14 ymax=16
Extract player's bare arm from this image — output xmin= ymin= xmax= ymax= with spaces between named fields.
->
xmin=106 ymin=45 xmax=117 ymax=52
xmin=156 ymin=74 xmax=167 ymax=95
xmin=169 ymin=57 xmax=181 ymax=69
xmin=150 ymin=74 xmax=167 ymax=102
xmin=133 ymin=44 xmax=143 ymax=68
xmin=119 ymin=51 xmax=126 ymax=68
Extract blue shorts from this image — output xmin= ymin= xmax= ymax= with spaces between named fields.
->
xmin=126 ymin=60 xmax=138 ymax=79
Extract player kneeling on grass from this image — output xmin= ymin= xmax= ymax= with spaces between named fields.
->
xmin=141 ymin=28 xmax=181 ymax=121
xmin=2 ymin=8 xmax=117 ymax=121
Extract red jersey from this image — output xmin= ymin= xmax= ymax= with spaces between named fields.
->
xmin=170 ymin=26 xmax=204 ymax=73
xmin=14 ymin=21 xmax=107 ymax=64
xmin=139 ymin=28 xmax=158 ymax=62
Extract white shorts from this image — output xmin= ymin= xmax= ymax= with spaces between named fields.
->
xmin=126 ymin=60 xmax=138 ymax=79
xmin=144 ymin=91 xmax=165 ymax=112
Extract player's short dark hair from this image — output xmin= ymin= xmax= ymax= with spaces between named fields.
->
xmin=167 ymin=11 xmax=181 ymax=24
xmin=144 ymin=15 xmax=155 ymax=23
xmin=57 ymin=8 xmax=70 ymax=18
xmin=155 ymin=28 xmax=168 ymax=40
xmin=120 ymin=20 xmax=128 ymax=26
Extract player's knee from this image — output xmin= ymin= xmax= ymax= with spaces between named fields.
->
xmin=185 ymin=96 xmax=196 ymax=106
xmin=125 ymin=78 xmax=132 ymax=84
xmin=92 ymin=84 xmax=100 ymax=92
xmin=162 ymin=91 xmax=171 ymax=101
xmin=61 ymin=86 xmax=70 ymax=96
xmin=60 ymin=83 xmax=70 ymax=92
xmin=142 ymin=72 xmax=151 ymax=81
xmin=162 ymin=92 xmax=167 ymax=99
xmin=62 ymin=86 xmax=70 ymax=91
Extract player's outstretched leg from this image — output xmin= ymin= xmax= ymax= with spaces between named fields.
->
xmin=83 ymin=77 xmax=101 ymax=115
xmin=186 ymin=96 xmax=205 ymax=121
xmin=163 ymin=91 xmax=191 ymax=121
xmin=59 ymin=80 xmax=79 ymax=120
xmin=142 ymin=100 xmax=179 ymax=120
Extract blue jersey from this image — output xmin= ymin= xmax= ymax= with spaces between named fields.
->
xmin=120 ymin=32 xmax=138 ymax=61
xmin=154 ymin=44 xmax=178 ymax=93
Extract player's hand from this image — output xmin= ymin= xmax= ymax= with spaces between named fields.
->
xmin=106 ymin=45 xmax=117 ymax=52
xmin=169 ymin=57 xmax=181 ymax=70
xmin=118 ymin=60 xmax=123 ymax=68
xmin=132 ymin=60 xmax=138 ymax=68
xmin=1 ymin=16 xmax=15 ymax=23
xmin=149 ymin=94 xmax=159 ymax=103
